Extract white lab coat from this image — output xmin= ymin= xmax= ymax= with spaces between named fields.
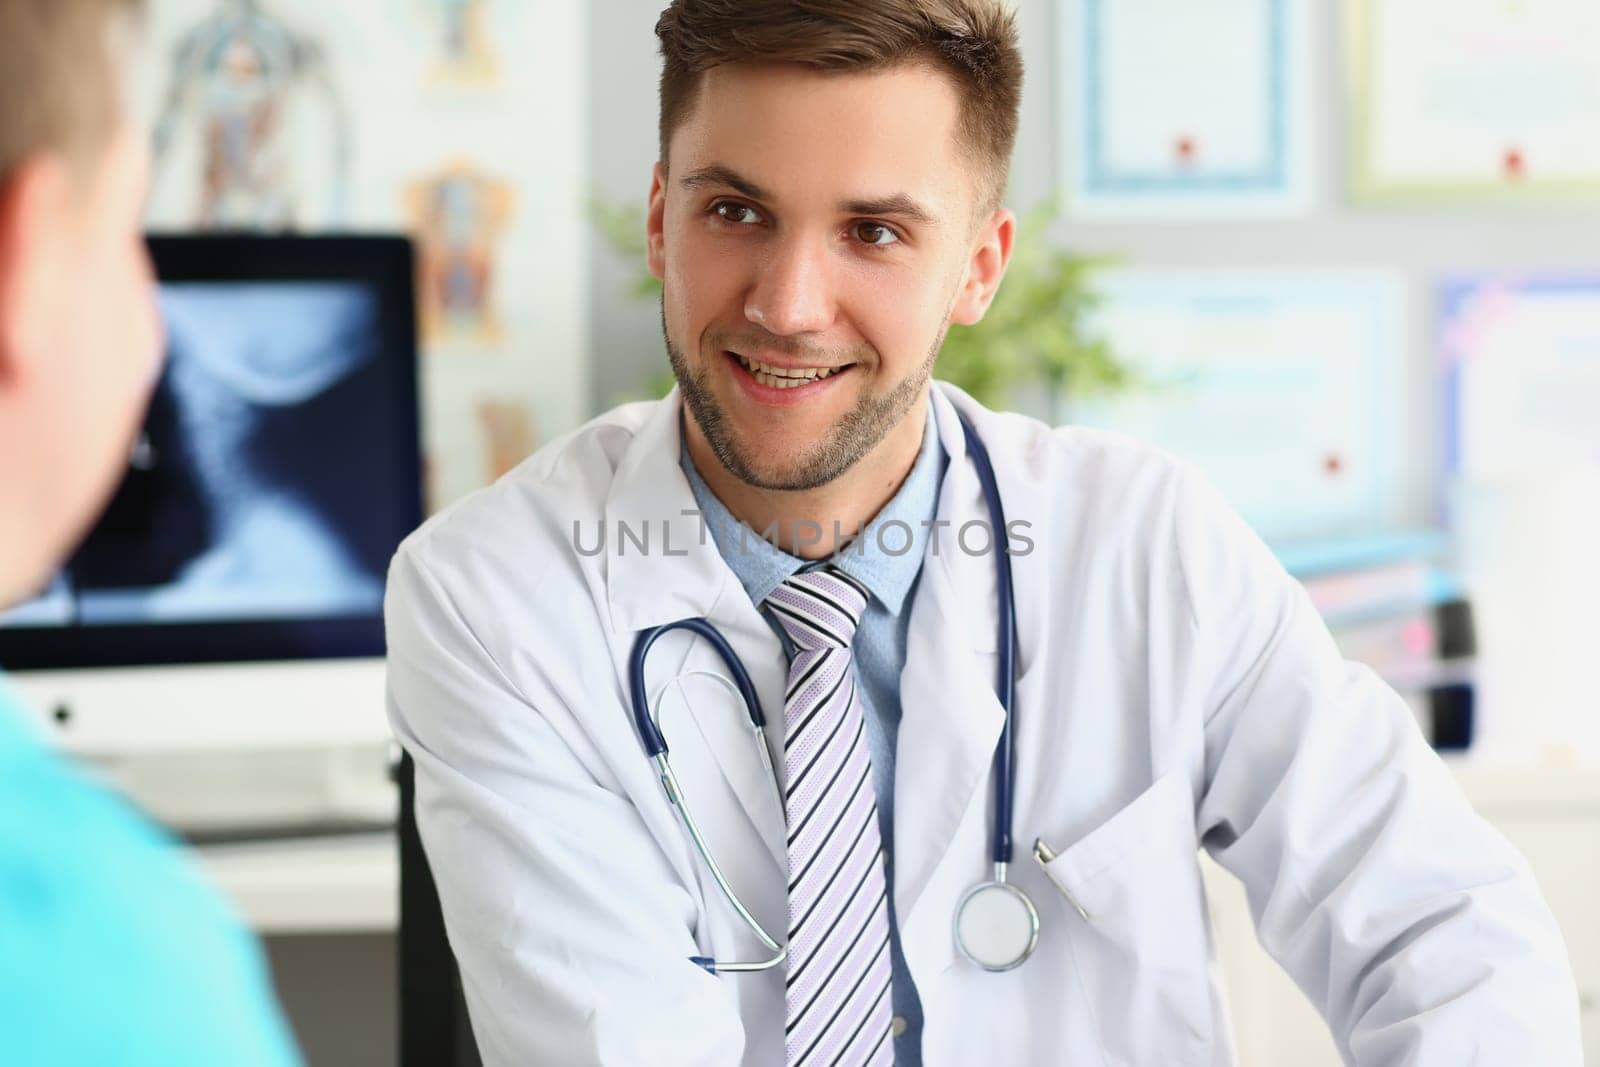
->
xmin=386 ymin=382 xmax=1581 ymax=1066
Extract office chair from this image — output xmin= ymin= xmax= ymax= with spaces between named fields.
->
xmin=397 ymin=752 xmax=482 ymax=1066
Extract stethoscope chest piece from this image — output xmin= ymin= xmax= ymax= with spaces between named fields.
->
xmin=953 ymin=878 xmax=1039 ymax=972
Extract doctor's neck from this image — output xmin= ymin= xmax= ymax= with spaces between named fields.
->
xmin=681 ymin=395 xmax=929 ymax=562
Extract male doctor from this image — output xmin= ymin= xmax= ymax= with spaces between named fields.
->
xmin=385 ymin=1 xmax=1582 ymax=1064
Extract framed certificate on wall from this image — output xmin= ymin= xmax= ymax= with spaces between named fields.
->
xmin=1061 ymin=0 xmax=1311 ymax=219
xmin=1441 ymin=273 xmax=1600 ymax=480
xmin=1436 ymin=273 xmax=1600 ymax=771
xmin=1071 ymin=270 xmax=1408 ymax=544
xmin=1349 ymin=0 xmax=1600 ymax=203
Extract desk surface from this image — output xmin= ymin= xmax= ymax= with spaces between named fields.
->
xmin=194 ymin=764 xmax=1600 ymax=937
xmin=198 ymin=831 xmax=397 ymax=935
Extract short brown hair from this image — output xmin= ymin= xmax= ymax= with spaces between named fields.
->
xmin=0 ymin=0 xmax=143 ymax=180
xmin=655 ymin=0 xmax=1023 ymax=212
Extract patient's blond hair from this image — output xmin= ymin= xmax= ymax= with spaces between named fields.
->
xmin=0 ymin=0 xmax=144 ymax=179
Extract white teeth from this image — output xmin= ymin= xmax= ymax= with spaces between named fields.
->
xmin=734 ymin=353 xmax=845 ymax=387
xmin=753 ymin=369 xmax=816 ymax=389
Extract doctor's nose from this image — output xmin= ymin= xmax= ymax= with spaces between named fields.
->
xmin=744 ymin=238 xmax=836 ymax=336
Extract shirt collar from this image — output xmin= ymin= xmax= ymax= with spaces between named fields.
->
xmin=679 ymin=396 xmax=946 ymax=616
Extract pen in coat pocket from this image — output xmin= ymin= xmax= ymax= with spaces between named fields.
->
xmin=1033 ymin=837 xmax=1091 ymax=922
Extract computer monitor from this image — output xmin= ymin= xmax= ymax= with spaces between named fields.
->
xmin=0 ymin=235 xmax=421 ymax=756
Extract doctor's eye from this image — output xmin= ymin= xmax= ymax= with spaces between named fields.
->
xmin=710 ymin=200 xmax=763 ymax=226
xmin=851 ymin=221 xmax=902 ymax=248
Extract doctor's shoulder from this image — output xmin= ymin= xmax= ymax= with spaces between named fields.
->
xmin=993 ymin=410 xmax=1201 ymax=547
xmin=1022 ymin=414 xmax=1311 ymax=655
xmin=382 ymin=400 xmax=657 ymax=687
xmin=984 ymin=409 xmax=1280 ymax=628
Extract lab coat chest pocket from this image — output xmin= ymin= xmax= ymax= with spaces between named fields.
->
xmin=1036 ymin=772 xmax=1214 ymax=1066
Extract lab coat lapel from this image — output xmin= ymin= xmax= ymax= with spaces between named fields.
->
xmin=603 ymin=387 xmax=729 ymax=636
xmin=894 ymin=386 xmax=1007 ymax=980
xmin=651 ymin=590 xmax=790 ymax=880
xmin=602 ymin=388 xmax=788 ymax=880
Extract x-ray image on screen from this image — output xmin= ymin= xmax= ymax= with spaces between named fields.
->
xmin=3 ymin=282 xmax=394 ymax=629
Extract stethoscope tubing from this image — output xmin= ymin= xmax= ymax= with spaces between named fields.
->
xmin=629 ymin=616 xmax=767 ymax=757
xmin=956 ymin=416 xmax=1018 ymax=867
xmin=628 ymin=411 xmax=1024 ymax=970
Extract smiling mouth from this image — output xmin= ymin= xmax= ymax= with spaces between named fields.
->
xmin=725 ymin=351 xmax=856 ymax=390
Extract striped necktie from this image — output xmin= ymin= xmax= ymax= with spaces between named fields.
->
xmin=764 ymin=565 xmax=895 ymax=1066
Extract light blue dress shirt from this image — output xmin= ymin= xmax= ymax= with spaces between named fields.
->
xmin=680 ymin=400 xmax=947 ymax=1066
xmin=0 ymin=678 xmax=302 ymax=1066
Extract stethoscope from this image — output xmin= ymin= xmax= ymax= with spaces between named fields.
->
xmin=628 ymin=413 xmax=1047 ymax=975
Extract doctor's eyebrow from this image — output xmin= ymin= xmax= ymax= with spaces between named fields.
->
xmin=678 ymin=163 xmax=940 ymax=226
xmin=838 ymin=193 xmax=937 ymax=226
xmin=680 ymin=164 xmax=768 ymax=200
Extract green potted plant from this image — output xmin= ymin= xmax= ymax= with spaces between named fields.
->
xmin=589 ymin=198 xmax=676 ymax=403
xmin=938 ymin=198 xmax=1137 ymax=423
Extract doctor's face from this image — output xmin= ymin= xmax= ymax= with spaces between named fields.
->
xmin=647 ymin=61 xmax=1010 ymax=491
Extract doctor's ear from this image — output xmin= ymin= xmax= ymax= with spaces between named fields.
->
xmin=646 ymin=161 xmax=668 ymax=283
xmin=949 ymin=206 xmax=1015 ymax=327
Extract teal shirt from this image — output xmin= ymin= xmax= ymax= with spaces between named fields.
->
xmin=0 ymin=679 xmax=302 ymax=1066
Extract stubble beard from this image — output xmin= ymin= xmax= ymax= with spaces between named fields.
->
xmin=663 ymin=302 xmax=944 ymax=492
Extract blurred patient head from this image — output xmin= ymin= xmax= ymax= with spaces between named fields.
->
xmin=0 ymin=0 xmax=161 ymax=607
